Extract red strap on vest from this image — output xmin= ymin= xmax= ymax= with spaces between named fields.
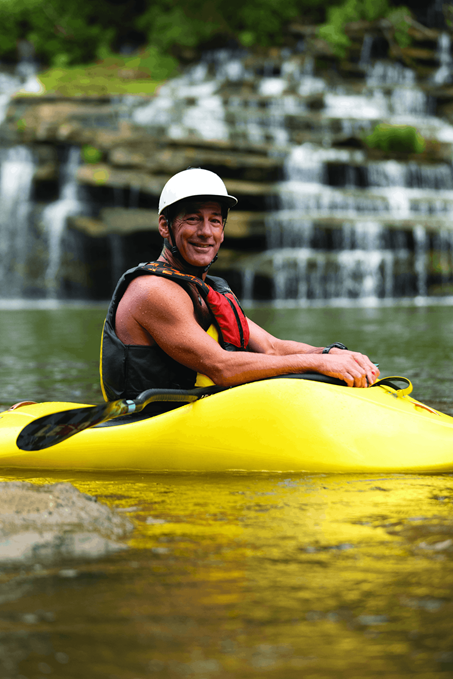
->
xmin=206 ymin=288 xmax=249 ymax=349
xmin=141 ymin=262 xmax=249 ymax=351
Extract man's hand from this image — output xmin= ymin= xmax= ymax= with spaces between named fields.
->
xmin=321 ymin=348 xmax=379 ymax=388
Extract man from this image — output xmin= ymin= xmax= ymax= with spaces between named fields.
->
xmin=100 ymin=168 xmax=378 ymax=402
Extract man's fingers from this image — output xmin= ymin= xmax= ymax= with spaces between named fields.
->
xmin=350 ymin=352 xmax=380 ymax=386
xmin=321 ymin=351 xmax=380 ymax=388
xmin=335 ymin=359 xmax=371 ymax=388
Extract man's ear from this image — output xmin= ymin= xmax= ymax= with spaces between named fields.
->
xmin=158 ymin=215 xmax=170 ymax=238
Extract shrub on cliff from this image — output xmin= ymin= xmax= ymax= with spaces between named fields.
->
xmin=365 ymin=123 xmax=426 ymax=154
xmin=318 ymin=0 xmax=412 ymax=57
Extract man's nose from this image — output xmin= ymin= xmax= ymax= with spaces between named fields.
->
xmin=199 ymin=218 xmax=213 ymax=234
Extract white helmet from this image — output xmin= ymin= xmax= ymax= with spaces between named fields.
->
xmin=158 ymin=168 xmax=238 ymax=215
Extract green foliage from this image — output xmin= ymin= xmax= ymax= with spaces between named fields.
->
xmin=318 ymin=0 xmax=411 ymax=57
xmin=318 ymin=0 xmax=361 ymax=56
xmin=0 ymin=0 xmax=415 ymax=87
xmin=136 ymin=0 xmax=304 ymax=51
xmin=386 ymin=7 xmax=412 ymax=49
xmin=0 ymin=0 xmax=105 ymax=65
xmin=81 ymin=146 xmax=103 ymax=164
xmin=37 ymin=50 xmax=177 ymax=96
xmin=364 ymin=124 xmax=426 ymax=154
xmin=230 ymin=0 xmax=303 ymax=47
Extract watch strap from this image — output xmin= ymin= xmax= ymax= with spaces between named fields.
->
xmin=322 ymin=342 xmax=348 ymax=354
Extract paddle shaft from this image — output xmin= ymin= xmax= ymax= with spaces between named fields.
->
xmin=16 ymin=385 xmax=225 ymax=451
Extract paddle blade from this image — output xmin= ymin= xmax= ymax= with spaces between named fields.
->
xmin=16 ymin=401 xmax=127 ymax=451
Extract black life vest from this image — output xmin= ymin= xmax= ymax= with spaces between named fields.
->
xmin=100 ymin=262 xmax=249 ymax=401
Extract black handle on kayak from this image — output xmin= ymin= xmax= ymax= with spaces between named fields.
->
xmin=16 ymin=385 xmax=226 ymax=452
xmin=370 ymin=376 xmax=412 ymax=393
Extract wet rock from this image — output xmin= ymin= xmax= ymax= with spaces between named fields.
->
xmin=0 ymin=482 xmax=133 ymax=566
xmin=101 ymin=206 xmax=159 ymax=233
xmin=108 ymin=141 xmax=282 ymax=181
xmin=76 ymin=163 xmax=167 ymax=194
xmin=0 ymin=530 xmax=127 ymax=563
xmin=69 ymin=207 xmax=266 ymax=239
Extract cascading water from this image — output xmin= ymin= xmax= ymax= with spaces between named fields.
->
xmin=1 ymin=17 xmax=453 ymax=303
xmin=252 ymin=43 xmax=453 ymax=304
xmin=42 ymin=147 xmax=84 ymax=297
xmin=433 ymin=32 xmax=452 ymax=85
xmin=0 ymin=144 xmax=86 ymax=300
xmin=0 ymin=145 xmax=35 ymax=298
xmin=130 ymin=39 xmax=453 ymax=304
xmin=0 ymin=59 xmax=55 ymax=301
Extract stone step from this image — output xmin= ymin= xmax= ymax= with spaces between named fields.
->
xmin=268 ymin=213 xmax=453 ymax=233
xmin=131 ymin=112 xmax=453 ymax=155
xmin=108 ymin=143 xmax=283 ymax=181
xmin=168 ymin=80 xmax=444 ymax=101
xmin=69 ymin=205 xmax=453 ymax=243
xmin=68 ymin=209 xmax=267 ymax=239
xmin=10 ymin=86 xmax=453 ymax=158
xmin=76 ymin=163 xmax=278 ymax=199
xmin=213 ymin=247 xmax=453 ymax=294
xmin=77 ymin=164 xmax=168 ymax=194
xmin=77 ymin=161 xmax=453 ymax=219
xmin=130 ymin=76 xmax=447 ymax=106
xmin=77 ymin=159 xmax=453 ymax=215
xmin=276 ymin=183 xmax=453 ymax=210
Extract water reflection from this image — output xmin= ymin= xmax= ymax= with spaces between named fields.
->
xmin=1 ymin=471 xmax=453 ymax=677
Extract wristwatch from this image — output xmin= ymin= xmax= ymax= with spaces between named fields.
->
xmin=322 ymin=342 xmax=348 ymax=354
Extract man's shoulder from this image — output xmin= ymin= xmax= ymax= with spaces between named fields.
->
xmin=126 ymin=271 xmax=188 ymax=294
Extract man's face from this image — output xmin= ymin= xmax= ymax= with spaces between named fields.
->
xmin=160 ymin=201 xmax=225 ymax=268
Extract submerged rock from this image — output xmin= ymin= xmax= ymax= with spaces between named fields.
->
xmin=0 ymin=481 xmax=133 ymax=566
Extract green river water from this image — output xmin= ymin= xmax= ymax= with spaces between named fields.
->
xmin=1 ymin=303 xmax=453 ymax=678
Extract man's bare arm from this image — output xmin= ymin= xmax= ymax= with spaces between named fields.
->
xmin=246 ymin=319 xmax=378 ymax=384
xmin=118 ymin=277 xmax=378 ymax=388
xmin=246 ymin=319 xmax=324 ymax=355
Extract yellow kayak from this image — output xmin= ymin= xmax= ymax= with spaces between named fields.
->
xmin=1 ymin=376 xmax=453 ymax=473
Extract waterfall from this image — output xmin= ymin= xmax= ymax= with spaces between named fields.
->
xmin=1 ymin=22 xmax=453 ymax=304
xmin=130 ymin=40 xmax=453 ymax=303
xmin=42 ymin=147 xmax=84 ymax=297
xmin=0 ymin=55 xmax=42 ymax=126
xmin=0 ymin=74 xmax=23 ymax=126
xmin=0 ymin=146 xmax=35 ymax=297
xmin=258 ymin=41 xmax=453 ymax=304
xmin=433 ymin=32 xmax=452 ymax=85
